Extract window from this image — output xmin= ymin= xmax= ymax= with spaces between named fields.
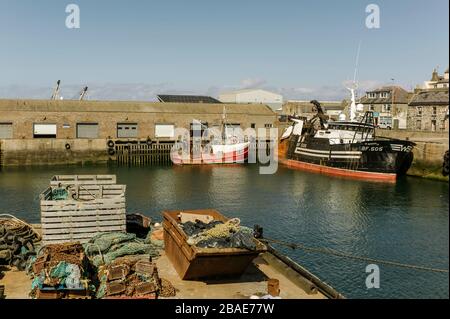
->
xmin=77 ymin=123 xmax=99 ymax=139
xmin=264 ymin=124 xmax=273 ymax=128
xmin=416 ymin=120 xmax=422 ymax=130
xmin=250 ymin=123 xmax=256 ymax=129
xmin=155 ymin=124 xmax=175 ymax=138
xmin=432 ymin=107 xmax=437 ymax=115
xmin=441 ymin=120 xmax=446 ymax=131
xmin=33 ymin=124 xmax=57 ymax=138
xmin=380 ymin=92 xmax=389 ymax=98
xmin=431 ymin=120 xmax=436 ymax=132
xmin=0 ymin=123 xmax=13 ymax=139
xmin=369 ymin=105 xmax=375 ymax=111
xmin=117 ymin=123 xmax=138 ymax=138
xmin=382 ymin=104 xmax=391 ymax=112
xmin=367 ymin=93 xmax=377 ymax=98
xmin=417 ymin=107 xmax=423 ymax=116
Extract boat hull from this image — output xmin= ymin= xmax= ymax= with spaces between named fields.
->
xmin=283 ymin=135 xmax=415 ymax=181
xmin=171 ymin=143 xmax=249 ymax=165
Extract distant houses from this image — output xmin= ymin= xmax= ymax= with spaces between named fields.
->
xmin=357 ymin=68 xmax=449 ymax=132
xmin=215 ymin=68 xmax=448 ymax=133
xmin=407 ymin=69 xmax=449 ymax=132
xmin=359 ymin=86 xmax=412 ymax=129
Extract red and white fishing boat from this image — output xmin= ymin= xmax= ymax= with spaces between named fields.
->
xmin=171 ymin=107 xmax=250 ymax=165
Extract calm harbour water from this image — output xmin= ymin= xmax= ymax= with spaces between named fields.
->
xmin=0 ymin=164 xmax=448 ymax=299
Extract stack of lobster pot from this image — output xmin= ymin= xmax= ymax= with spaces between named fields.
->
xmin=0 ymin=217 xmax=41 ymax=271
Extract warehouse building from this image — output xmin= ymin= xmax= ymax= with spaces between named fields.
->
xmin=0 ymin=99 xmax=276 ymax=140
xmin=0 ymin=99 xmax=276 ymax=166
xmin=219 ymin=89 xmax=283 ymax=111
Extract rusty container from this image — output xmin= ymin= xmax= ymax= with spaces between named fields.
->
xmin=163 ymin=209 xmax=266 ymax=280
xmin=267 ymin=278 xmax=280 ymax=297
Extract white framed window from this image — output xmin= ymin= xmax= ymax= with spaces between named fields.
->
xmin=417 ymin=106 xmax=423 ymax=116
xmin=155 ymin=124 xmax=175 ymax=138
xmin=34 ymin=123 xmax=57 ymax=138
xmin=382 ymin=104 xmax=392 ymax=112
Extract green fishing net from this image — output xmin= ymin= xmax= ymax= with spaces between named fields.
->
xmin=84 ymin=232 xmax=162 ymax=267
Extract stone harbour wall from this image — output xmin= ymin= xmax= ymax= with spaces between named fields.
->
xmin=0 ymin=139 xmax=109 ymax=166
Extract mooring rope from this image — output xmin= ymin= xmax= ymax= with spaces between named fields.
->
xmin=260 ymin=238 xmax=449 ymax=274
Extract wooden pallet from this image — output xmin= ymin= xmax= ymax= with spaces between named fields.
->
xmin=50 ymin=175 xmax=117 ymax=186
xmin=40 ymin=183 xmax=126 ymax=245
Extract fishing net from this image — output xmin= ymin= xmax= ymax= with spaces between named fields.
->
xmin=184 ymin=218 xmax=257 ymax=250
xmin=186 ymin=218 xmax=240 ymax=245
xmin=181 ymin=220 xmax=223 ymax=237
xmin=84 ymin=232 xmax=161 ymax=267
xmin=28 ymin=242 xmax=96 ymax=298
xmin=84 ymin=233 xmax=136 ymax=255
xmin=50 ymin=261 xmax=72 ymax=279
xmin=51 ymin=188 xmax=69 ymax=201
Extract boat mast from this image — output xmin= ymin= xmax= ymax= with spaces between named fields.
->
xmin=348 ymin=42 xmax=361 ymax=122
xmin=222 ymin=105 xmax=227 ymax=141
xmin=51 ymin=80 xmax=61 ymax=100
xmin=79 ymin=86 xmax=88 ymax=101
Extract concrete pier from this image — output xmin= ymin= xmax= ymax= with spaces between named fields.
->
xmin=376 ymin=129 xmax=449 ymax=181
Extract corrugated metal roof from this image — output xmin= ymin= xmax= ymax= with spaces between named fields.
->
xmin=220 ymin=89 xmax=282 ymax=96
xmin=0 ymin=99 xmax=275 ymax=115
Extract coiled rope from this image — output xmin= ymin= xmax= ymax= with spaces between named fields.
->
xmin=260 ymin=237 xmax=449 ymax=274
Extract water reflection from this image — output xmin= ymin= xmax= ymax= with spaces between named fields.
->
xmin=0 ymin=164 xmax=448 ymax=298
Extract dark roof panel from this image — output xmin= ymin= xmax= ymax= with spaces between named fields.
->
xmin=157 ymin=95 xmax=222 ymax=104
xmin=409 ymin=89 xmax=449 ymax=106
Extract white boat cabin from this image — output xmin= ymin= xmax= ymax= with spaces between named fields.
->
xmin=314 ymin=121 xmax=375 ymax=145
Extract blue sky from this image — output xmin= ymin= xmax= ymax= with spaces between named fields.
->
xmin=0 ymin=0 xmax=448 ymax=101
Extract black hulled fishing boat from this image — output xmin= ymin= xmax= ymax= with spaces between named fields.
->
xmin=280 ymin=95 xmax=415 ymax=182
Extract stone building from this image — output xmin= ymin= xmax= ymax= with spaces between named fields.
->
xmin=0 ymin=99 xmax=276 ymax=140
xmin=407 ymin=69 xmax=449 ymax=132
xmin=408 ymin=88 xmax=449 ymax=132
xmin=359 ymin=86 xmax=412 ymax=129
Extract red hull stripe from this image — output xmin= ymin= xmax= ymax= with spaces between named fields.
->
xmin=281 ymin=159 xmax=397 ymax=182
xmin=172 ymin=147 xmax=249 ymax=165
